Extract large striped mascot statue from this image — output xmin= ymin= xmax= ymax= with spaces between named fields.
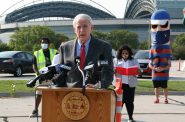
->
xmin=149 ymin=9 xmax=172 ymax=81
xmin=149 ymin=9 xmax=172 ymax=104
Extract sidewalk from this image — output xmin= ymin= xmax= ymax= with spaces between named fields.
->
xmin=122 ymin=95 xmax=185 ymax=122
xmin=0 ymin=95 xmax=184 ymax=122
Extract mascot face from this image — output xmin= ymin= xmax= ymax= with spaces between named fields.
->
xmin=151 ymin=9 xmax=170 ymax=45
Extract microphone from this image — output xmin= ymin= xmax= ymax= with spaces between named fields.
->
xmin=97 ymin=55 xmax=110 ymax=89
xmin=99 ymin=54 xmax=104 ymax=60
xmin=84 ymin=62 xmax=94 ymax=82
xmin=26 ymin=63 xmax=72 ymax=88
xmin=75 ymin=56 xmax=80 ymax=66
xmin=51 ymin=62 xmax=72 ymax=87
xmin=74 ymin=56 xmax=85 ymax=95
xmin=54 ymin=63 xmax=72 ymax=74
xmin=98 ymin=60 xmax=109 ymax=67
xmin=98 ymin=55 xmax=109 ymax=67
xmin=26 ymin=70 xmax=52 ymax=88
xmin=26 ymin=74 xmax=44 ymax=88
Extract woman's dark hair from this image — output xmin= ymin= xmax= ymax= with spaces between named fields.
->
xmin=41 ymin=37 xmax=50 ymax=44
xmin=117 ymin=45 xmax=133 ymax=60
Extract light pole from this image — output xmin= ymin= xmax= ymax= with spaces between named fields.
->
xmin=148 ymin=19 xmax=151 ymax=49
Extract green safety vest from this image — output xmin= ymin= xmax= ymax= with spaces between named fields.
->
xmin=34 ymin=48 xmax=57 ymax=70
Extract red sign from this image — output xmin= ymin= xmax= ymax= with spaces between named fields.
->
xmin=115 ymin=66 xmax=138 ymax=76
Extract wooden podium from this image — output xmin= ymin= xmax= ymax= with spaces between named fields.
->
xmin=37 ymin=87 xmax=116 ymax=122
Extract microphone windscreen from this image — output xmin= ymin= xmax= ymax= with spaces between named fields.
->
xmin=55 ymin=61 xmax=72 ymax=73
xmin=98 ymin=55 xmax=108 ymax=67
xmin=74 ymin=56 xmax=80 ymax=64
xmin=99 ymin=54 xmax=104 ymax=60
xmin=87 ymin=61 xmax=93 ymax=65
xmin=84 ymin=61 xmax=94 ymax=71
xmin=65 ymin=61 xmax=73 ymax=67
xmin=59 ymin=64 xmax=71 ymax=70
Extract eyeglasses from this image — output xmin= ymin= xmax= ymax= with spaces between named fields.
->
xmin=151 ymin=22 xmax=168 ymax=29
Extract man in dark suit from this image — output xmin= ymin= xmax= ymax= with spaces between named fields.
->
xmin=59 ymin=14 xmax=114 ymax=89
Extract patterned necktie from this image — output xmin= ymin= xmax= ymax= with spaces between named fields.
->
xmin=80 ymin=44 xmax=85 ymax=69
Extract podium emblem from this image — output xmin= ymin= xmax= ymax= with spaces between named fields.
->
xmin=62 ymin=92 xmax=90 ymax=120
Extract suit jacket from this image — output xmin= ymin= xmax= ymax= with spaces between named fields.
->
xmin=59 ymin=36 xmax=114 ymax=88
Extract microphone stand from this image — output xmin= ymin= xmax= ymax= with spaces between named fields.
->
xmin=76 ymin=63 xmax=86 ymax=95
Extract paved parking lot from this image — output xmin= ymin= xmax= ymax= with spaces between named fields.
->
xmin=137 ymin=60 xmax=185 ymax=81
xmin=169 ymin=60 xmax=185 ymax=80
xmin=0 ymin=60 xmax=185 ymax=81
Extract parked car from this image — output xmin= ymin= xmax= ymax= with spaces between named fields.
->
xmin=134 ymin=50 xmax=152 ymax=77
xmin=0 ymin=51 xmax=34 ymax=77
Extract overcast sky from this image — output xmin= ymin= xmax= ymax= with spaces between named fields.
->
xmin=0 ymin=0 xmax=128 ymax=18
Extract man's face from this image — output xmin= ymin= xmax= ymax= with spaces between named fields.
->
xmin=41 ymin=39 xmax=49 ymax=50
xmin=41 ymin=39 xmax=48 ymax=44
xmin=73 ymin=19 xmax=93 ymax=44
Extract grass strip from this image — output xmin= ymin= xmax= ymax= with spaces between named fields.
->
xmin=137 ymin=80 xmax=185 ymax=92
xmin=0 ymin=80 xmax=185 ymax=93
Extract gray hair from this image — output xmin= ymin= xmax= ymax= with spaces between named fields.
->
xmin=73 ymin=14 xmax=93 ymax=27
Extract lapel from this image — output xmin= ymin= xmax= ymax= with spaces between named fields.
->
xmin=71 ymin=39 xmax=77 ymax=63
xmin=85 ymin=37 xmax=96 ymax=66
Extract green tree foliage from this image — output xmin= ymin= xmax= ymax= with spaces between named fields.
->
xmin=139 ymin=40 xmax=150 ymax=50
xmin=0 ymin=40 xmax=12 ymax=51
xmin=92 ymin=30 xmax=108 ymax=41
xmin=8 ymin=25 xmax=69 ymax=52
xmin=8 ymin=26 xmax=139 ymax=52
xmin=92 ymin=30 xmax=139 ymax=50
xmin=54 ymin=33 xmax=69 ymax=48
xmin=107 ymin=30 xmax=139 ymax=50
xmin=172 ymin=33 xmax=185 ymax=59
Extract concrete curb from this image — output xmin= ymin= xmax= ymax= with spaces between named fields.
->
xmin=0 ymin=91 xmax=185 ymax=97
xmin=136 ymin=91 xmax=185 ymax=96
xmin=0 ymin=92 xmax=35 ymax=98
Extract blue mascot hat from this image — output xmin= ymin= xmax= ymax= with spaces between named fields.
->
xmin=151 ymin=9 xmax=170 ymax=25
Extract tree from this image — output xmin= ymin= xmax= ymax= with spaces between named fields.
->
xmin=92 ymin=30 xmax=139 ymax=50
xmin=8 ymin=25 xmax=69 ymax=52
xmin=172 ymin=33 xmax=185 ymax=59
xmin=92 ymin=30 xmax=108 ymax=41
xmin=54 ymin=33 xmax=69 ymax=49
xmin=139 ymin=40 xmax=150 ymax=50
xmin=107 ymin=30 xmax=139 ymax=50
xmin=0 ymin=40 xmax=12 ymax=51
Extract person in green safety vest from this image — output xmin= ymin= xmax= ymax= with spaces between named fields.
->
xmin=29 ymin=37 xmax=57 ymax=118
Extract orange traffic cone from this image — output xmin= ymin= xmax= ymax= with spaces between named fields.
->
xmin=114 ymin=78 xmax=123 ymax=122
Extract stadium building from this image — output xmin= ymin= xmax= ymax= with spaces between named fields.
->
xmin=0 ymin=0 xmax=184 ymax=43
